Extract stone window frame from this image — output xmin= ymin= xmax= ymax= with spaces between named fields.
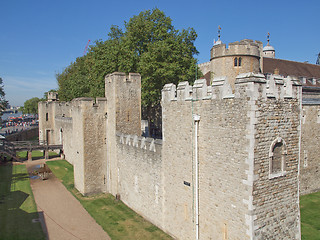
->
xmin=234 ymin=57 xmax=238 ymax=66
xmin=269 ymin=137 xmax=287 ymax=179
xmin=234 ymin=57 xmax=242 ymax=67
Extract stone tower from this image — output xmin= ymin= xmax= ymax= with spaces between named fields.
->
xmin=161 ymin=73 xmax=302 ymax=239
xmin=210 ymin=39 xmax=264 ymax=89
xmin=104 ymin=72 xmax=142 ymax=195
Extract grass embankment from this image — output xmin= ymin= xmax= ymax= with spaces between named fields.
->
xmin=0 ymin=164 xmax=45 ymax=240
xmin=300 ymin=191 xmax=320 ymax=240
xmin=46 ymin=160 xmax=172 ymax=240
xmin=17 ymin=150 xmax=59 ymax=160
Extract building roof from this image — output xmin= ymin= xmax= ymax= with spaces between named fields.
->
xmin=263 ymin=45 xmax=275 ymax=52
xmin=263 ymin=57 xmax=320 ymax=79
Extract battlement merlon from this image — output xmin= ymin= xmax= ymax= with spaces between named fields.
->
xmin=116 ymin=131 xmax=162 ymax=153
xmin=210 ymin=39 xmax=262 ymax=60
xmin=47 ymin=91 xmax=58 ymax=101
xmin=161 ymin=73 xmax=302 ymax=102
xmin=105 ymin=72 xmax=141 ymax=84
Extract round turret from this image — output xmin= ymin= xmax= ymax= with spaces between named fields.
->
xmin=263 ymin=33 xmax=275 ymax=58
xmin=210 ymin=39 xmax=263 ymax=89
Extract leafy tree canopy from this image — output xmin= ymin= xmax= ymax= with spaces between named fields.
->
xmin=56 ymin=8 xmax=202 ymax=108
xmin=21 ymin=97 xmax=41 ymax=114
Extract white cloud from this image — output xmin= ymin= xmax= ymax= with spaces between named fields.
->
xmin=3 ymin=75 xmax=58 ymax=107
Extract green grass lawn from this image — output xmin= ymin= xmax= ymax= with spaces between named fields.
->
xmin=47 ymin=159 xmax=320 ymax=240
xmin=17 ymin=150 xmax=59 ymax=159
xmin=300 ymin=191 xmax=320 ymax=240
xmin=0 ymin=164 xmax=45 ymax=240
xmin=46 ymin=160 xmax=173 ymax=240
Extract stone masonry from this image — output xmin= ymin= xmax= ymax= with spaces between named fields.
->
xmin=38 ymin=39 xmax=310 ymax=239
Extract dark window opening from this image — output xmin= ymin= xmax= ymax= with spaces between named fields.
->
xmin=272 ymin=142 xmax=282 ymax=173
xmin=234 ymin=57 xmax=242 ymax=67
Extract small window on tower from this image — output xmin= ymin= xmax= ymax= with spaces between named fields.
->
xmin=46 ymin=113 xmax=48 ymax=121
xmin=234 ymin=57 xmax=238 ymax=67
xmin=269 ymin=137 xmax=287 ymax=179
xmin=234 ymin=57 xmax=242 ymax=67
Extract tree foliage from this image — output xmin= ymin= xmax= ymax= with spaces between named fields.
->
xmin=21 ymin=97 xmax=41 ymax=114
xmin=0 ymin=77 xmax=8 ymax=113
xmin=56 ymin=8 xmax=202 ymax=108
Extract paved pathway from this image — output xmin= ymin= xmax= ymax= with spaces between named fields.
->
xmin=26 ymin=159 xmax=110 ymax=240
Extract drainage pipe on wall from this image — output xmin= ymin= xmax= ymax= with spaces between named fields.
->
xmin=193 ymin=114 xmax=200 ymax=240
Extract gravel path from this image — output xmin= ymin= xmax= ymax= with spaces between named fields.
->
xmin=26 ymin=159 xmax=111 ymax=240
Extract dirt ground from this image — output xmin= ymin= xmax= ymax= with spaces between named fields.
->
xmin=24 ymin=159 xmax=111 ymax=240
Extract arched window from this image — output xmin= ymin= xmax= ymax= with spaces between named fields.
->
xmin=234 ymin=57 xmax=238 ymax=66
xmin=269 ymin=137 xmax=287 ymax=179
xmin=234 ymin=57 xmax=242 ymax=67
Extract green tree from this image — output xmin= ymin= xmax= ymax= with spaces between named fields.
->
xmin=123 ymin=9 xmax=200 ymax=107
xmin=56 ymin=8 xmax=202 ymax=117
xmin=22 ymin=97 xmax=41 ymax=114
xmin=0 ymin=77 xmax=8 ymax=114
xmin=55 ymin=9 xmax=203 ymax=136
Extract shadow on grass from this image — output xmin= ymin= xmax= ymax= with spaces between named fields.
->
xmin=0 ymin=163 xmax=47 ymax=240
xmin=46 ymin=160 xmax=173 ymax=240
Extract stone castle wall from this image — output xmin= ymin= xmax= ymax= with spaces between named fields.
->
xmin=162 ymin=83 xmax=251 ymax=239
xmin=250 ymin=77 xmax=301 ymax=239
xmin=160 ymin=73 xmax=301 ymax=239
xmin=115 ymin=133 xmax=164 ymax=228
xmin=39 ymin=98 xmax=108 ymax=195
xmin=38 ymin=71 xmax=304 ymax=239
xmin=38 ymin=101 xmax=72 ymax=145
xmin=300 ymin=104 xmax=320 ymax=194
xmin=36 ymin=35 xmax=320 ymax=239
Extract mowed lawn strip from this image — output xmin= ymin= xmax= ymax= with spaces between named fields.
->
xmin=0 ymin=164 xmax=45 ymax=240
xmin=300 ymin=191 xmax=320 ymax=240
xmin=17 ymin=150 xmax=59 ymax=160
xmin=46 ymin=160 xmax=173 ymax=240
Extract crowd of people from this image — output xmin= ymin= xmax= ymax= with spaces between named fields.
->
xmin=0 ymin=117 xmax=38 ymax=136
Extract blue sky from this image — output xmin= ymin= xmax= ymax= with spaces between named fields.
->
xmin=1 ymin=0 xmax=319 ymax=106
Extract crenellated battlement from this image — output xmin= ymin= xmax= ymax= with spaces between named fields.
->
xmin=211 ymin=39 xmax=262 ymax=59
xmin=105 ymin=72 xmax=141 ymax=84
xmin=162 ymin=73 xmax=301 ymax=102
xmin=116 ymin=132 xmax=162 ymax=153
xmin=198 ymin=61 xmax=210 ymax=75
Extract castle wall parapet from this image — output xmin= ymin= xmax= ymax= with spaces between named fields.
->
xmin=211 ymin=39 xmax=262 ymax=60
xmin=162 ymin=72 xmax=301 ymax=102
xmin=115 ymin=131 xmax=163 ymax=229
xmin=117 ymin=131 xmax=162 ymax=153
